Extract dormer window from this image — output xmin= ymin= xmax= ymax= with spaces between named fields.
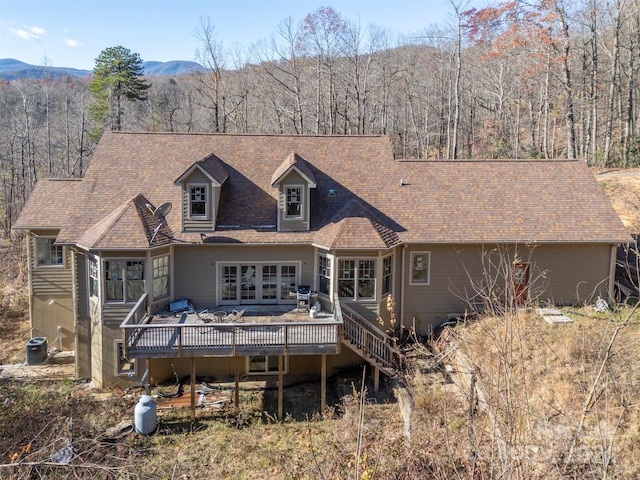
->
xmin=286 ymin=187 xmax=302 ymax=218
xmin=271 ymin=153 xmax=316 ymax=232
xmin=175 ymin=155 xmax=228 ymax=232
xmin=189 ymin=184 xmax=208 ymax=219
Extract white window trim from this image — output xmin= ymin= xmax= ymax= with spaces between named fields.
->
xmin=284 ymin=185 xmax=304 ymax=219
xmin=35 ymin=236 xmax=65 ymax=268
xmin=188 ymin=183 xmax=209 ymax=220
xmin=338 ymin=257 xmax=377 ymax=301
xmin=246 ymin=355 xmax=288 ymax=375
xmin=88 ymin=255 xmax=99 ymax=298
xmin=151 ymin=254 xmax=170 ymax=301
xmin=410 ymin=251 xmax=431 ymax=285
xmin=382 ymin=254 xmax=393 ymax=296
xmin=317 ymin=253 xmax=332 ymax=298
xmin=103 ymin=258 xmax=146 ymax=304
xmin=115 ymin=340 xmax=136 ymax=376
xmin=216 ymin=261 xmax=301 ymax=305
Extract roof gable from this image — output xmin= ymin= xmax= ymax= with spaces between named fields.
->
xmin=271 ymin=152 xmax=317 ymax=187
xmin=76 ymin=194 xmax=173 ymax=249
xmin=174 ymin=153 xmax=229 ymax=186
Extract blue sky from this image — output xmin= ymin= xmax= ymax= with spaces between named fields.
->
xmin=1 ymin=0 xmax=490 ymax=70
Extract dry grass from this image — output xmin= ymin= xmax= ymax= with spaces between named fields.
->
xmin=0 ymin=374 xmax=411 ymax=479
xmin=431 ymin=307 xmax=640 ymax=479
xmin=596 ymin=169 xmax=640 ymax=231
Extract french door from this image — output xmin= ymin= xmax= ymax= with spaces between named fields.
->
xmin=219 ymin=263 xmax=297 ymax=305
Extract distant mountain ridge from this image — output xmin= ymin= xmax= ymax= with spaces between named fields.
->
xmin=0 ymin=59 xmax=205 ymax=80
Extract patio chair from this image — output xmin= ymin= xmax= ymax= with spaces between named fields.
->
xmin=227 ymin=308 xmax=246 ymax=323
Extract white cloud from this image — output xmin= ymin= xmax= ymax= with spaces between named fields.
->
xmin=63 ymin=39 xmax=84 ymax=47
xmin=10 ymin=28 xmax=36 ymax=40
xmin=30 ymin=26 xmax=46 ymax=36
xmin=10 ymin=25 xmax=46 ymax=40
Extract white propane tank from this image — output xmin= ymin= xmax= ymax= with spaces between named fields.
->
xmin=309 ymin=306 xmax=318 ymax=318
xmin=134 ymin=395 xmax=157 ymax=434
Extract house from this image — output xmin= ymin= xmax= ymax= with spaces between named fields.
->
xmin=14 ymin=131 xmax=630 ymax=404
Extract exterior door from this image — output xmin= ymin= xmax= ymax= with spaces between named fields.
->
xmin=240 ymin=265 xmax=258 ymax=303
xmin=219 ymin=263 xmax=297 ymax=305
xmin=514 ymin=263 xmax=530 ymax=304
xmin=261 ymin=265 xmax=278 ymax=303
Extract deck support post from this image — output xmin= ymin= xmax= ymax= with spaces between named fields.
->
xmin=234 ymin=356 xmax=240 ymax=414
xmin=373 ymin=366 xmax=380 ymax=392
xmin=278 ymin=355 xmax=284 ymax=420
xmin=190 ymin=357 xmax=196 ymax=425
xmin=145 ymin=359 xmax=151 ymax=395
xmin=321 ymin=354 xmax=327 ymax=413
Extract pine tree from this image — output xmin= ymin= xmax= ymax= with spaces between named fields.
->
xmin=88 ymin=46 xmax=151 ymax=133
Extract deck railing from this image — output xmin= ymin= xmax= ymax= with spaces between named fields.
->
xmin=120 ymin=305 xmax=342 ymax=358
xmin=120 ymin=295 xmax=397 ymax=369
xmin=120 ymin=293 xmax=148 ymax=327
xmin=339 ymin=301 xmax=399 ymax=372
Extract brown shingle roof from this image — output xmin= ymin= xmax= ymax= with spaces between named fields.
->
xmin=74 ymin=194 xmax=173 ymax=249
xmin=14 ymin=132 xmax=630 ymax=249
xmin=271 ymin=152 xmax=317 ymax=187
xmin=13 ymin=179 xmax=84 ymax=230
xmin=174 ymin=153 xmax=229 ymax=185
xmin=315 ymin=199 xmax=400 ymax=249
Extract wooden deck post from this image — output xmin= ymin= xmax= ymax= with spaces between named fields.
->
xmin=321 ymin=354 xmax=327 ymax=413
xmin=278 ymin=355 xmax=284 ymax=420
xmin=234 ymin=356 xmax=240 ymax=414
xmin=190 ymin=357 xmax=196 ymax=425
xmin=373 ymin=366 xmax=380 ymax=392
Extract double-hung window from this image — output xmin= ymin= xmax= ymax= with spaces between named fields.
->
xmin=105 ymin=260 xmax=145 ymax=302
xmin=285 ymin=187 xmax=302 ymax=218
xmin=36 ymin=237 xmax=63 ymax=266
xmin=318 ymin=254 xmax=331 ymax=296
xmin=189 ymin=184 xmax=208 ymax=218
xmin=410 ymin=252 xmax=430 ymax=284
xmin=382 ymin=255 xmax=393 ymax=296
xmin=152 ymin=255 xmax=170 ymax=299
xmin=89 ymin=256 xmax=99 ymax=297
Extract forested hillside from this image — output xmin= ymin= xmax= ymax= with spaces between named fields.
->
xmin=1 ymin=1 xmax=639 ymax=235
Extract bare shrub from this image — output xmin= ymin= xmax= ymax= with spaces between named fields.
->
xmin=451 ymin=245 xmax=549 ymax=318
xmin=441 ymin=307 xmax=640 ymax=479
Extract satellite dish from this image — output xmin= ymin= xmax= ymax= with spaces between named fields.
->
xmin=153 ymin=202 xmax=172 ymax=223
xmin=149 ymin=202 xmax=172 ymax=244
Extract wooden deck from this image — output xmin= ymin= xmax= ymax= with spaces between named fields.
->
xmin=121 ymin=299 xmax=342 ymax=358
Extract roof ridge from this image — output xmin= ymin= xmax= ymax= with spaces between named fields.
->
xmin=108 ymin=130 xmax=387 ymax=139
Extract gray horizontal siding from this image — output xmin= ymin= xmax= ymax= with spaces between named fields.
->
xmin=173 ymin=244 xmax=316 ymax=308
xmin=402 ymin=243 xmax=614 ymax=334
xmin=30 ymin=236 xmax=73 ymax=296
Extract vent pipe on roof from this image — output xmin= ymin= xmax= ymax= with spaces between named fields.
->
xmin=400 ymin=178 xmax=405 ymax=186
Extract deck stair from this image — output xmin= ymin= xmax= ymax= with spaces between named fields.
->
xmin=338 ymin=302 xmax=400 ymax=377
